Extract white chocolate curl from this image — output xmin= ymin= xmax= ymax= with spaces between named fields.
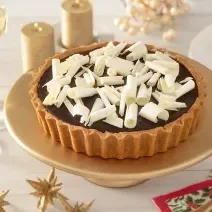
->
xmin=97 ymin=87 xmax=111 ymax=107
xmin=119 ymin=86 xmax=127 ymax=117
xmin=104 ymin=42 xmax=127 ymax=57
xmin=176 ymin=80 xmax=195 ymax=99
xmin=89 ymin=105 xmax=116 ymax=125
xmin=123 ymin=41 xmax=147 ymax=54
xmin=54 ymin=85 xmax=69 ymax=108
xmin=160 ymin=78 xmax=175 ymax=94
xmin=156 ymin=90 xmax=177 ymax=101
xmin=125 ymin=75 xmax=137 ymax=105
xmin=66 ymin=54 xmax=89 ymax=66
xmin=105 ymin=85 xmax=121 ymax=98
xmin=107 ymin=68 xmax=117 ymax=76
xmin=105 ymin=57 xmax=134 ymax=76
xmin=136 ymin=66 xmax=149 ymax=77
xmin=73 ymin=104 xmax=90 ymax=123
xmin=43 ymin=83 xmax=61 ymax=106
xmin=102 ymin=87 xmax=120 ymax=106
xmin=131 ymin=60 xmax=144 ymax=76
xmin=91 ymin=98 xmax=104 ymax=113
xmin=94 ymin=55 xmax=105 ymax=76
xmin=144 ymin=53 xmax=157 ymax=61
xmin=145 ymin=61 xmax=169 ymax=75
xmin=153 ymin=60 xmax=179 ymax=69
xmin=137 ymin=71 xmax=153 ymax=86
xmin=126 ymin=51 xmax=144 ymax=61
xmin=64 ymin=98 xmax=74 ymax=115
xmin=179 ymin=77 xmax=193 ymax=84
xmin=66 ymin=61 xmax=81 ymax=78
xmin=159 ymin=99 xmax=187 ymax=110
xmin=152 ymin=92 xmax=160 ymax=102
xmin=97 ymin=76 xmax=124 ymax=86
xmin=139 ymin=102 xmax=169 ymax=123
xmin=124 ymin=103 xmax=138 ymax=129
xmin=137 ymin=83 xmax=152 ymax=106
xmin=74 ymin=69 xmax=86 ymax=78
xmin=59 ymin=60 xmax=71 ymax=74
xmin=59 ymin=76 xmax=72 ymax=87
xmin=165 ymin=73 xmax=177 ymax=88
xmin=115 ymin=86 xmax=124 ymax=92
xmin=89 ymin=47 xmax=104 ymax=58
xmin=104 ymin=115 xmax=123 ymax=128
xmin=67 ymin=87 xmax=97 ymax=99
xmin=75 ymin=77 xmax=90 ymax=87
xmin=52 ymin=58 xmax=60 ymax=79
xmin=83 ymin=71 xmax=95 ymax=87
xmin=155 ymin=51 xmax=174 ymax=62
xmin=147 ymin=73 xmax=161 ymax=87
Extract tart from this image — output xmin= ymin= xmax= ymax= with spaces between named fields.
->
xmin=29 ymin=41 xmax=206 ymax=159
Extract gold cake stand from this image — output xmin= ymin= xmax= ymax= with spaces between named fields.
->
xmin=4 ymin=58 xmax=212 ymax=188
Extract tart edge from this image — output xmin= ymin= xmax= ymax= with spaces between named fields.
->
xmin=29 ymin=42 xmax=206 ymax=159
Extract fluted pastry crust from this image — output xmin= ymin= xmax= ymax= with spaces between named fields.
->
xmin=29 ymin=42 xmax=206 ymax=159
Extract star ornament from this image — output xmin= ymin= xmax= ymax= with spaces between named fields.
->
xmin=26 ymin=167 xmax=68 ymax=212
xmin=0 ymin=190 xmax=10 ymax=212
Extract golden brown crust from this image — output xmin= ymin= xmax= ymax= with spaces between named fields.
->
xmin=29 ymin=42 xmax=206 ymax=159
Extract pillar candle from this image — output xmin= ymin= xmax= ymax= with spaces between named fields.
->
xmin=61 ymin=0 xmax=94 ymax=48
xmin=21 ymin=22 xmax=55 ymax=73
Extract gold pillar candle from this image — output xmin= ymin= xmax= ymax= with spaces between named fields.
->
xmin=21 ymin=22 xmax=55 ymax=73
xmin=61 ymin=0 xmax=93 ymax=48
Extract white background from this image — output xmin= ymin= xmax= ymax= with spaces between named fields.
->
xmin=0 ymin=0 xmax=212 ymax=211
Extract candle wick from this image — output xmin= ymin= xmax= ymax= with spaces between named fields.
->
xmin=33 ymin=22 xmax=43 ymax=32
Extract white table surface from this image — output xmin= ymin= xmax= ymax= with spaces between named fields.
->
xmin=0 ymin=0 xmax=212 ymax=211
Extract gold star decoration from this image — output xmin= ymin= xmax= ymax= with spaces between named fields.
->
xmin=26 ymin=167 xmax=68 ymax=212
xmin=57 ymin=194 xmax=95 ymax=212
xmin=0 ymin=190 xmax=10 ymax=212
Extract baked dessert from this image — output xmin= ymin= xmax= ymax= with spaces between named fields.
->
xmin=29 ymin=41 xmax=206 ymax=159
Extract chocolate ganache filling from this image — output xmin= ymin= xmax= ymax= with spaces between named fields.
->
xmin=37 ymin=48 xmax=198 ymax=133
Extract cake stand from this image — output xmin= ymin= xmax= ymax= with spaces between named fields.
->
xmin=4 ymin=57 xmax=212 ymax=188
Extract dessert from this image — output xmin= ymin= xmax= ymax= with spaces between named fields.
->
xmin=29 ymin=41 xmax=206 ymax=159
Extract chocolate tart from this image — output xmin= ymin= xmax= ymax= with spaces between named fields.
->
xmin=29 ymin=42 xmax=206 ymax=159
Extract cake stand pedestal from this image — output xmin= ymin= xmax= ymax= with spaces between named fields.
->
xmin=4 ymin=57 xmax=212 ymax=188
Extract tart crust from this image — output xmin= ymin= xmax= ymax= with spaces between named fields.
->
xmin=29 ymin=42 xmax=206 ymax=159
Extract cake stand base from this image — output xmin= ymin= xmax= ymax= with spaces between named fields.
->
xmin=85 ymin=177 xmax=148 ymax=188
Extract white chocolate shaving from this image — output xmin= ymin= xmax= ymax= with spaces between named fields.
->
xmin=96 ymin=87 xmax=111 ymax=107
xmin=175 ymin=82 xmax=182 ymax=90
xmin=105 ymin=57 xmax=134 ymax=76
xmin=126 ymin=51 xmax=144 ymax=61
xmin=145 ymin=61 xmax=169 ymax=75
xmin=59 ymin=76 xmax=72 ymax=87
xmin=123 ymin=41 xmax=147 ymax=54
xmin=103 ymin=115 xmax=123 ymax=128
xmin=152 ymin=92 xmax=160 ymax=102
xmin=104 ymin=42 xmax=127 ymax=57
xmin=107 ymin=68 xmax=117 ymax=76
xmin=160 ymin=78 xmax=175 ymax=94
xmin=73 ymin=104 xmax=90 ymax=123
xmin=66 ymin=61 xmax=81 ymax=78
xmin=64 ymin=98 xmax=74 ymax=116
xmin=91 ymin=98 xmax=104 ymax=113
xmin=74 ymin=69 xmax=86 ymax=78
xmin=102 ymin=87 xmax=120 ymax=106
xmin=67 ymin=87 xmax=97 ymax=99
xmin=125 ymin=75 xmax=137 ymax=105
xmin=89 ymin=105 xmax=116 ymax=125
xmin=43 ymin=83 xmax=61 ymax=106
xmin=147 ymin=73 xmax=161 ymax=87
xmin=139 ymin=102 xmax=169 ymax=123
xmin=159 ymin=99 xmax=187 ymax=110
xmin=155 ymin=51 xmax=174 ymax=62
xmin=176 ymin=80 xmax=195 ymax=99
xmin=54 ymin=85 xmax=69 ymax=108
xmin=115 ymin=86 xmax=124 ymax=92
xmin=179 ymin=77 xmax=193 ymax=84
xmin=83 ymin=71 xmax=95 ymax=87
xmin=124 ymin=103 xmax=138 ymax=129
xmin=136 ymin=66 xmax=150 ymax=77
xmin=105 ymin=85 xmax=121 ymax=98
xmin=66 ymin=54 xmax=89 ymax=66
xmin=52 ymin=58 xmax=60 ymax=79
xmin=136 ymin=83 xmax=151 ymax=106
xmin=74 ymin=98 xmax=84 ymax=105
xmin=119 ymin=86 xmax=127 ymax=117
xmin=153 ymin=60 xmax=179 ymax=69
xmin=89 ymin=47 xmax=104 ymax=58
xmin=94 ymin=55 xmax=105 ymax=76
xmin=75 ymin=77 xmax=90 ymax=87
xmin=59 ymin=60 xmax=71 ymax=74
xmin=131 ymin=60 xmax=144 ymax=76
xmin=165 ymin=73 xmax=177 ymax=88
xmin=144 ymin=53 xmax=157 ymax=61
xmin=137 ymin=71 xmax=153 ymax=86
xmin=156 ymin=90 xmax=177 ymax=101
xmin=97 ymin=76 xmax=124 ymax=86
